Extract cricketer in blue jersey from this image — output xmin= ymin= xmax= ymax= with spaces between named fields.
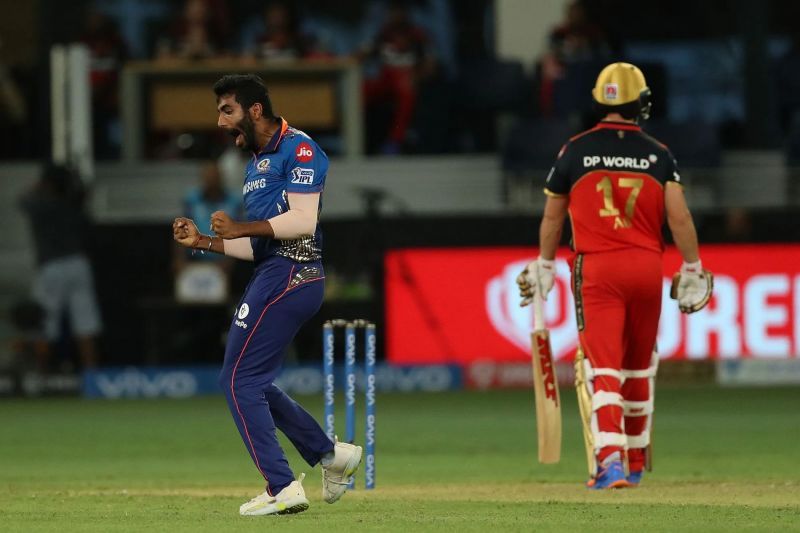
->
xmin=172 ymin=74 xmax=362 ymax=516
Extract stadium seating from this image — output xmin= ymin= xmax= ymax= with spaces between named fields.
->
xmin=456 ymin=58 xmax=529 ymax=114
xmin=449 ymin=58 xmax=531 ymax=152
xmin=501 ymin=118 xmax=580 ymax=209
xmin=643 ymin=120 xmax=722 ymax=168
xmin=501 ymin=118 xmax=579 ymax=174
xmin=784 ymin=111 xmax=800 ymax=166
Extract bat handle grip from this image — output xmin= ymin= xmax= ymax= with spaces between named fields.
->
xmin=533 ymin=290 xmax=545 ymax=331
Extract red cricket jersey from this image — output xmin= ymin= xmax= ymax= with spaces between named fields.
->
xmin=543 ymin=121 xmax=681 ymax=254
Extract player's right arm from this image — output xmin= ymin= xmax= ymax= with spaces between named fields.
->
xmin=664 ymin=180 xmax=713 ymax=313
xmin=664 ymin=182 xmax=699 ymax=263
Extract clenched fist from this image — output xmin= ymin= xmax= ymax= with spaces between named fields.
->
xmin=210 ymin=211 xmax=245 ymax=239
xmin=173 ymin=217 xmax=201 ymax=248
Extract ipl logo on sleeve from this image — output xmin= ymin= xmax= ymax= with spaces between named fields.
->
xmin=291 ymin=167 xmax=315 ymax=185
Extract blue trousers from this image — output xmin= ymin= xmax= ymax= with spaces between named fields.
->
xmin=219 ymin=256 xmax=333 ymax=495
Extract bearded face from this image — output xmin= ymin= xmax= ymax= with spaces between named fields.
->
xmin=230 ymin=113 xmax=258 ymax=153
xmin=216 ymin=93 xmax=261 ymax=153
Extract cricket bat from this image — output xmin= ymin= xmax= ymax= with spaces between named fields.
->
xmin=531 ymin=291 xmax=561 ymax=463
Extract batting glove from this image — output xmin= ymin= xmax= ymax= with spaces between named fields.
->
xmin=516 ymin=258 xmax=556 ymax=307
xmin=670 ymin=260 xmax=714 ymax=314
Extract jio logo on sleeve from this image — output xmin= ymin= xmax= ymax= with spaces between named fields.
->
xmin=296 ymin=142 xmax=314 ymax=163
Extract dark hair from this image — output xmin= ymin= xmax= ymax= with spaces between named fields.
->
xmin=594 ymin=100 xmax=640 ymax=120
xmin=594 ymin=88 xmax=652 ymax=121
xmin=212 ymin=74 xmax=275 ymax=117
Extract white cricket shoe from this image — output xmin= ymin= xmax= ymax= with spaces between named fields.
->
xmin=239 ymin=473 xmax=309 ymax=516
xmin=322 ymin=438 xmax=363 ymax=504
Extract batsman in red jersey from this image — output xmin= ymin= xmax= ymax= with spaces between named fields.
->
xmin=517 ymin=62 xmax=713 ymax=489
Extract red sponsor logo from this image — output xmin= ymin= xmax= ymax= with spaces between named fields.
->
xmin=536 ymin=336 xmax=559 ymax=405
xmin=604 ymin=83 xmax=619 ymax=100
xmin=296 ymin=142 xmax=314 ymax=163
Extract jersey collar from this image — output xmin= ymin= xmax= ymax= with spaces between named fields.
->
xmin=596 ymin=120 xmax=641 ymax=132
xmin=255 ymin=117 xmax=289 ymax=156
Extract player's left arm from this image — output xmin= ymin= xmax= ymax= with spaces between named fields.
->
xmin=209 ymin=192 xmax=320 ymax=240
xmin=173 ymin=217 xmax=254 ymax=260
xmin=211 ymin=137 xmax=326 ymax=241
xmin=540 ymin=141 xmax=572 ymax=260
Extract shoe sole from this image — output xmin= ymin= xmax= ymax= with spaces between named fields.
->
xmin=242 ymin=498 xmax=309 ymax=516
xmin=586 ymin=479 xmax=631 ymax=490
xmin=276 ymin=501 xmax=309 ymax=515
xmin=344 ymin=446 xmax=364 ymax=479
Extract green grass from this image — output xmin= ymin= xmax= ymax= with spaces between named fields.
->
xmin=1 ymin=387 xmax=799 ymax=531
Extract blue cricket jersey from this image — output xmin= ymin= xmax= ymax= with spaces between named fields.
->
xmin=241 ymin=118 xmax=329 ymax=264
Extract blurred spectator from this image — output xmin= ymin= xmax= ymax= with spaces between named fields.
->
xmin=155 ymin=0 xmax=230 ymax=61
xmin=173 ymin=161 xmax=241 ymax=289
xmin=0 ymin=34 xmax=28 ymax=159
xmin=0 ymin=62 xmax=25 ymax=124
xmin=776 ymin=33 xmax=800 ymax=134
xmin=19 ymin=165 xmax=102 ymax=371
xmin=358 ymin=0 xmax=438 ymax=154
xmin=537 ymin=0 xmax=610 ymax=117
xmin=724 ymin=207 xmax=753 ymax=242
xmin=8 ymin=300 xmax=48 ymax=376
xmin=78 ymin=9 xmax=128 ymax=159
xmin=240 ymin=1 xmax=328 ymax=62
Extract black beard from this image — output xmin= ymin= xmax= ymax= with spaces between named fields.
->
xmin=236 ymin=115 xmax=258 ymax=153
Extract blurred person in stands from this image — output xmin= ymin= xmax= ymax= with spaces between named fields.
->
xmin=78 ymin=9 xmax=128 ymax=159
xmin=358 ymin=0 xmax=437 ymax=154
xmin=0 ymin=33 xmax=28 ymax=159
xmin=240 ymin=1 xmax=328 ymax=62
xmin=155 ymin=0 xmax=230 ymax=61
xmin=537 ymin=0 xmax=610 ymax=116
xmin=724 ymin=207 xmax=753 ymax=242
xmin=8 ymin=299 xmax=48 ymax=377
xmin=173 ymin=160 xmax=240 ymax=278
xmin=776 ymin=33 xmax=800 ymax=134
xmin=19 ymin=165 xmax=102 ymax=370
